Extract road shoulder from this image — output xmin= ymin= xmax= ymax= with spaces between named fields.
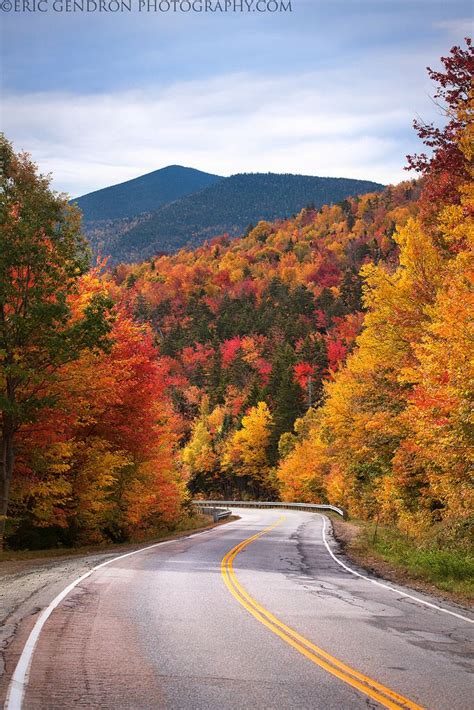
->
xmin=329 ymin=516 xmax=473 ymax=610
xmin=0 ymin=516 xmax=237 ymax=701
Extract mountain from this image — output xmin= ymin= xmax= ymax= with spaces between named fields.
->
xmin=72 ymin=165 xmax=223 ymax=222
xmin=78 ymin=171 xmax=385 ymax=263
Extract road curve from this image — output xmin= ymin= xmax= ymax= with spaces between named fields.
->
xmin=7 ymin=510 xmax=473 ymax=709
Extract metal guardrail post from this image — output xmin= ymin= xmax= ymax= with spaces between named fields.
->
xmin=197 ymin=505 xmax=232 ymax=522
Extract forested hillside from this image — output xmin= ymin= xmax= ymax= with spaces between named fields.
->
xmin=109 ymin=181 xmax=419 ymax=498
xmin=82 ymin=172 xmax=384 ymax=263
xmin=1 ymin=40 xmax=471 ymax=555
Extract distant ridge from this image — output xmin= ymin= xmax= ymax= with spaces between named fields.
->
xmin=76 ymin=169 xmax=385 ymax=263
xmin=72 ymin=165 xmax=223 ymax=222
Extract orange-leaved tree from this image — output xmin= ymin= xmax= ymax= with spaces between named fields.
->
xmin=8 ymin=272 xmax=185 ymax=546
xmin=0 ymin=138 xmax=112 ymax=547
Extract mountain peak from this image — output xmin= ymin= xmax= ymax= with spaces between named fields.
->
xmin=72 ymin=165 xmax=222 ymax=222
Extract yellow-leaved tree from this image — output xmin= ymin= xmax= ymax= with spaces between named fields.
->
xmin=276 ymin=77 xmax=473 ymax=544
xmin=221 ymin=402 xmax=274 ymax=498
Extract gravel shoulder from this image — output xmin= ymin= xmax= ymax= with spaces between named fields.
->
xmin=0 ymin=548 xmax=121 ymax=695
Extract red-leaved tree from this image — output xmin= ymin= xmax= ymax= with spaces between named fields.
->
xmin=406 ymin=37 xmax=473 ymax=224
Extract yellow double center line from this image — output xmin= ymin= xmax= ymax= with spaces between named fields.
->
xmin=221 ymin=516 xmax=424 ymax=710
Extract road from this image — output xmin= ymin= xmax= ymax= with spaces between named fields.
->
xmin=5 ymin=509 xmax=473 ymax=709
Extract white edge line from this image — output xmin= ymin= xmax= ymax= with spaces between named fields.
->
xmin=319 ymin=514 xmax=473 ymax=625
xmin=4 ymin=522 xmax=233 ymax=710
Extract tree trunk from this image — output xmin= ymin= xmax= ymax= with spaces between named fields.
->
xmin=0 ymin=419 xmax=15 ymax=550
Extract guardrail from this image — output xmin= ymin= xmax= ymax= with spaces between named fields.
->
xmin=192 ymin=500 xmax=347 ymax=519
xmin=197 ymin=506 xmax=232 ymax=522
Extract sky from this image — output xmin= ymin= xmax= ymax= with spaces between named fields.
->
xmin=1 ymin=0 xmax=472 ymax=197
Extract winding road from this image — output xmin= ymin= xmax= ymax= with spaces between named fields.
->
xmin=5 ymin=509 xmax=473 ymax=709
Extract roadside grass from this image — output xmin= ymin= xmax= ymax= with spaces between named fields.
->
xmin=329 ymin=515 xmax=474 ymax=602
xmin=0 ymin=513 xmax=225 ymax=564
xmin=360 ymin=525 xmax=473 ymax=595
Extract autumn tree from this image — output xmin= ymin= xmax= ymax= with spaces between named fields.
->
xmin=0 ymin=137 xmax=112 ymax=546
xmin=8 ymin=282 xmax=185 ymax=547
xmin=406 ymin=38 xmax=473 ymax=225
xmin=182 ymin=398 xmax=219 ymax=493
xmin=221 ymin=402 xmax=274 ymax=498
xmin=276 ymin=41 xmax=474 ymax=538
xmin=277 ymin=409 xmax=329 ymax=503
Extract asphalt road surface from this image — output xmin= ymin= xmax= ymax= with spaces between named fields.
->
xmin=6 ymin=510 xmax=473 ymax=709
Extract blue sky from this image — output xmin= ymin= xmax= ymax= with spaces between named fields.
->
xmin=1 ymin=0 xmax=472 ymax=196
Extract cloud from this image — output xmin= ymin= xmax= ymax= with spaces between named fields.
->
xmin=3 ymin=63 xmax=431 ymax=196
xmin=434 ymin=18 xmax=473 ymax=38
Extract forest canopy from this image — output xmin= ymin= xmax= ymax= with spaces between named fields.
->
xmin=1 ymin=38 xmax=472 ymax=551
